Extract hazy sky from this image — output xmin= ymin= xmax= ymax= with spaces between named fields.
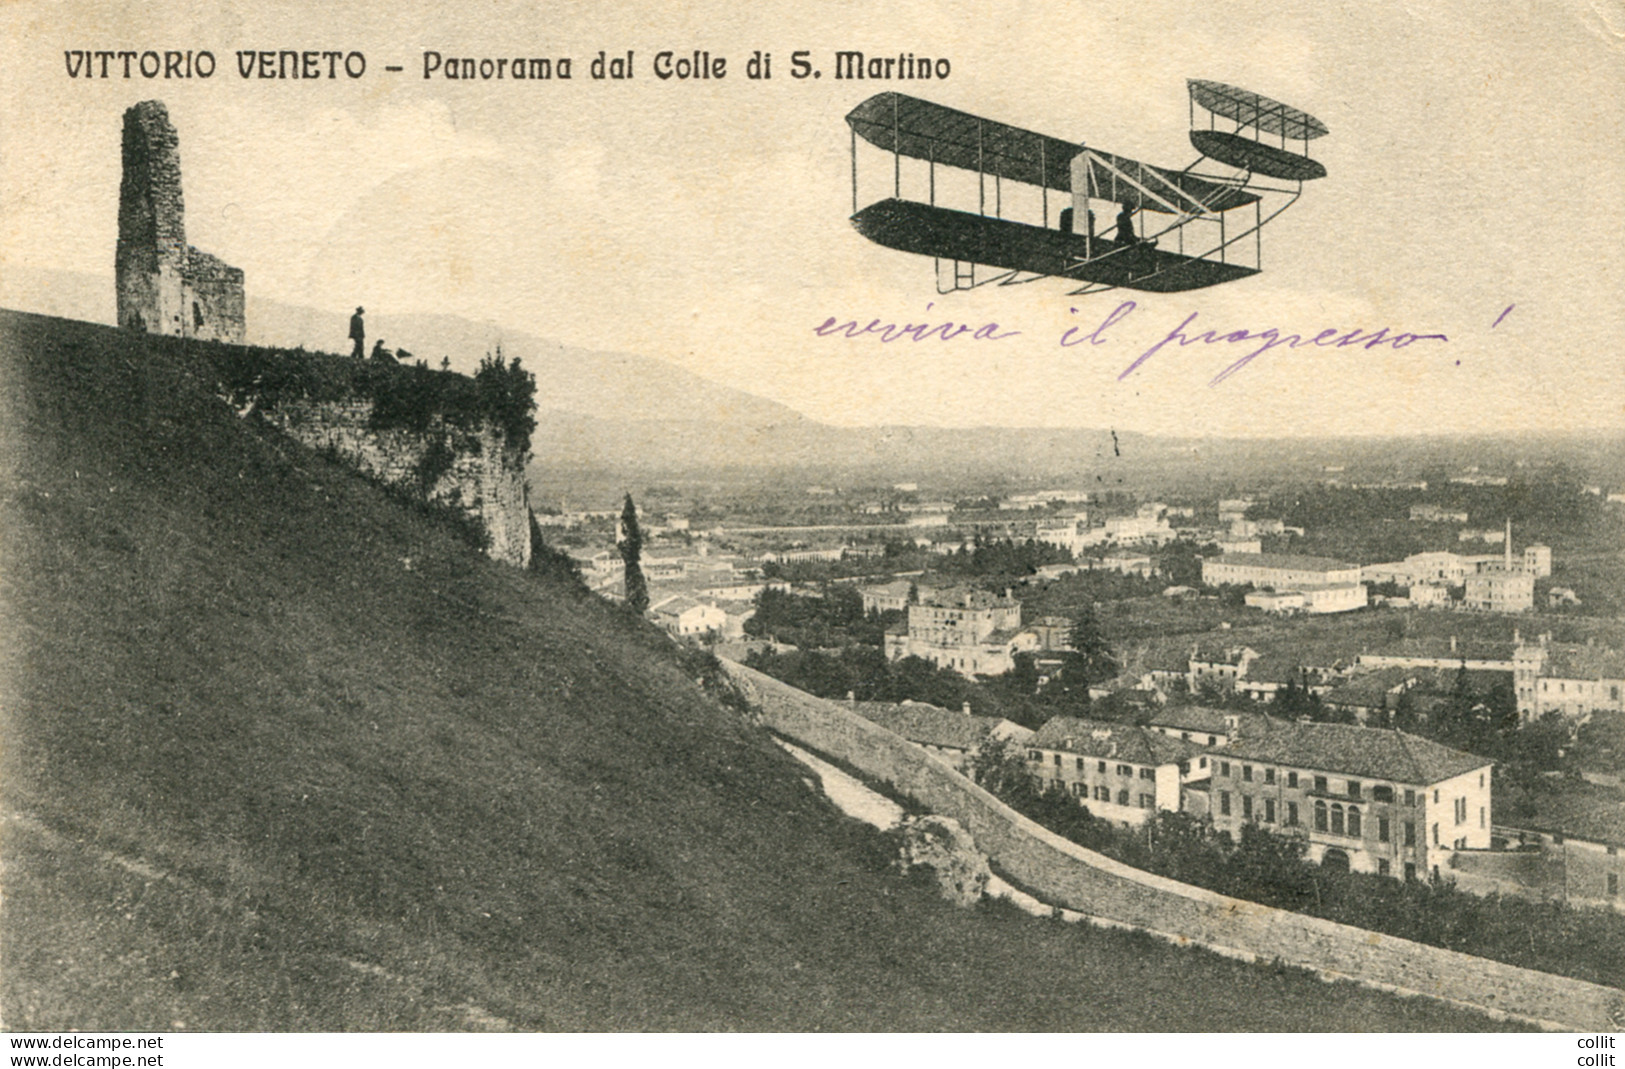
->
xmin=3 ymin=0 xmax=1622 ymax=436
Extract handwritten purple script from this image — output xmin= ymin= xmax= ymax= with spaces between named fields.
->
xmin=813 ymin=301 xmax=1451 ymax=386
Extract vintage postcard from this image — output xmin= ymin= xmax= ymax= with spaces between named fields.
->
xmin=2 ymin=0 xmax=1623 ymax=1050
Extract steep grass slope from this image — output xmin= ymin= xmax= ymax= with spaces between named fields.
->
xmin=0 ymin=310 xmax=1507 ymax=1031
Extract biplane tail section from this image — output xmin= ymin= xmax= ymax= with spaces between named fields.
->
xmin=1186 ymin=80 xmax=1329 ymax=181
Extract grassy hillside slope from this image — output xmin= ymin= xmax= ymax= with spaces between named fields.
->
xmin=0 ymin=310 xmax=1508 ymax=1031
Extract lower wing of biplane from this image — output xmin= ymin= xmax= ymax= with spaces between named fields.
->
xmin=844 ymin=85 xmax=1328 ymax=295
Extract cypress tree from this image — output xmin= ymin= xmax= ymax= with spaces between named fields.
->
xmin=618 ymin=493 xmax=649 ymax=613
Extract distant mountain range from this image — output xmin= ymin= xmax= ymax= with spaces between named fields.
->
xmin=4 ymin=268 xmax=1620 ymax=487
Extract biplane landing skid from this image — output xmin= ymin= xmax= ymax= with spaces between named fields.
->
xmin=852 ymin=198 xmax=1259 ymax=293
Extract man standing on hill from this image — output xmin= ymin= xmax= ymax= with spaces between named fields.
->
xmin=349 ymin=307 xmax=365 ymax=359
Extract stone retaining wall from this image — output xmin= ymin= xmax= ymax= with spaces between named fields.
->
xmin=266 ymin=398 xmax=530 ymax=568
xmin=720 ymin=659 xmax=1625 ymax=1031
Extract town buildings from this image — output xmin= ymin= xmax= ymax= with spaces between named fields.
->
xmin=1463 ymin=568 xmax=1536 ymax=613
xmin=1203 ymin=719 xmax=1493 ymax=878
xmin=1024 ymin=718 xmax=1203 ymax=826
xmin=1204 ymin=552 xmax=1367 ymax=615
xmin=851 ymin=699 xmax=1032 ymax=773
xmin=1202 ymin=552 xmax=1361 ymax=589
xmin=1513 ymin=637 xmax=1625 ymax=724
xmin=885 ymin=587 xmax=1032 ymax=677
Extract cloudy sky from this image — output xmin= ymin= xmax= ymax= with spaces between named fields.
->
xmin=3 ymin=0 xmax=1621 ymax=436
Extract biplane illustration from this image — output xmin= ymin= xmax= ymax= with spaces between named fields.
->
xmin=844 ymin=80 xmax=1328 ymax=294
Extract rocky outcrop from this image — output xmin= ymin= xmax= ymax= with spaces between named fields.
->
xmin=893 ymin=814 xmax=990 ymax=907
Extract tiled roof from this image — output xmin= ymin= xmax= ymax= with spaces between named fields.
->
xmin=1242 ymin=654 xmax=1308 ymax=685
xmin=859 ymin=579 xmax=914 ymax=597
xmin=1144 ymin=705 xmax=1231 ymax=734
xmin=1030 ymin=717 xmax=1205 ymax=766
xmin=1216 ymin=721 xmax=1490 ymax=786
xmin=852 ymin=702 xmax=997 ymax=751
xmin=1542 ymin=643 xmax=1625 ymax=681
xmin=1321 ymin=667 xmax=1416 ymax=706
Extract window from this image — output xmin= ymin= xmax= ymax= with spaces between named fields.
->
xmin=1432 ymin=823 xmax=1439 ymax=845
xmin=1264 ymin=798 xmax=1276 ymax=823
xmin=1314 ymin=800 xmax=1328 ymax=831
xmin=1073 ymin=783 xmax=1088 ymax=797
xmin=1264 ymin=767 xmax=1276 ymax=785
xmin=1331 ymin=804 xmax=1345 ymax=835
xmin=1348 ymin=807 xmax=1362 ymax=837
xmin=1404 ymin=821 xmax=1416 ymax=847
xmin=1220 ymin=761 xmax=1231 ymax=777
xmin=1347 ymin=780 xmax=1361 ymax=800
xmin=1117 ymin=763 xmax=1132 ymax=777
xmin=1199 ymin=756 xmax=1207 ymax=769
xmin=1404 ymin=862 xmax=1416 ymax=881
xmin=1054 ymin=753 xmax=1062 ymax=767
xmin=1609 ymin=874 xmax=1618 ymax=898
xmin=1219 ymin=791 xmax=1231 ymax=817
xmin=1098 ymin=760 xmax=1106 ymax=773
xmin=1373 ymin=785 xmax=1394 ymax=803
xmin=1378 ymin=859 xmax=1391 ymax=877
xmin=1478 ymin=772 xmax=1485 ymax=788
xmin=1076 ymin=757 xmax=1084 ymax=770
xmin=1404 ymin=789 xmax=1416 ymax=806
xmin=1095 ymin=785 xmax=1109 ymax=802
xmin=1287 ymin=771 xmax=1299 ymax=788
xmin=1243 ymin=765 xmax=1253 ymax=782
xmin=1433 ymin=788 xmax=1440 ymax=804
xmin=1286 ymin=801 xmax=1299 ymax=826
xmin=1028 ymin=750 xmax=1043 ymax=761
xmin=1207 ymin=735 xmax=1217 ymax=746
xmin=1479 ymin=806 xmax=1485 ymax=829
xmin=1140 ymin=768 xmax=1155 ymax=781
xmin=1314 ymin=775 xmax=1328 ymax=793
xmin=1242 ymin=794 xmax=1253 ymax=820
xmin=1139 ymin=793 xmax=1154 ymax=810
xmin=1117 ymin=789 xmax=1130 ymax=806
xmin=1378 ymin=816 xmax=1390 ymax=843
xmin=1454 ymin=797 xmax=1467 ymax=825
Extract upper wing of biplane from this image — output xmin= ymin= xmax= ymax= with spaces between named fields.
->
xmin=845 ymin=92 xmax=1258 ymax=215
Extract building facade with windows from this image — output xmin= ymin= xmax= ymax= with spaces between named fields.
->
xmin=1513 ymin=638 xmax=1625 ymax=723
xmin=1024 ymin=718 xmax=1202 ymax=827
xmin=1202 ymin=552 xmax=1361 ymax=590
xmin=884 ymin=587 xmax=1031 ymax=677
xmin=1205 ymin=720 xmax=1492 ymax=880
xmin=1463 ymin=568 xmax=1535 ymax=613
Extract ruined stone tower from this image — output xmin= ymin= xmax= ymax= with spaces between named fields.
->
xmin=116 ymin=100 xmax=245 ymax=343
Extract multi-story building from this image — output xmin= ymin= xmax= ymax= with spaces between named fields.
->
xmin=1187 ymin=644 xmax=1259 ymax=693
xmin=885 ymin=587 xmax=1029 ymax=677
xmin=858 ymin=578 xmax=915 ymax=614
xmin=1024 ymin=717 xmax=1204 ymax=826
xmin=1463 ymin=568 xmax=1535 ymax=613
xmin=1202 ymin=714 xmax=1488 ymax=877
xmin=1202 ymin=552 xmax=1361 ymax=590
xmin=1523 ymin=544 xmax=1553 ymax=578
xmin=1206 ymin=720 xmax=1493 ymax=879
xmin=649 ymin=595 xmax=727 ymax=638
xmin=851 ymin=699 xmax=1033 ymax=773
xmin=1513 ymin=637 xmax=1625 ymax=723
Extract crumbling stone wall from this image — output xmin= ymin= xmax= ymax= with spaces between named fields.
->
xmin=720 ymin=658 xmax=1625 ymax=1032
xmin=264 ymin=399 xmax=531 ymax=568
xmin=116 ymin=100 xmax=245 ymax=343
